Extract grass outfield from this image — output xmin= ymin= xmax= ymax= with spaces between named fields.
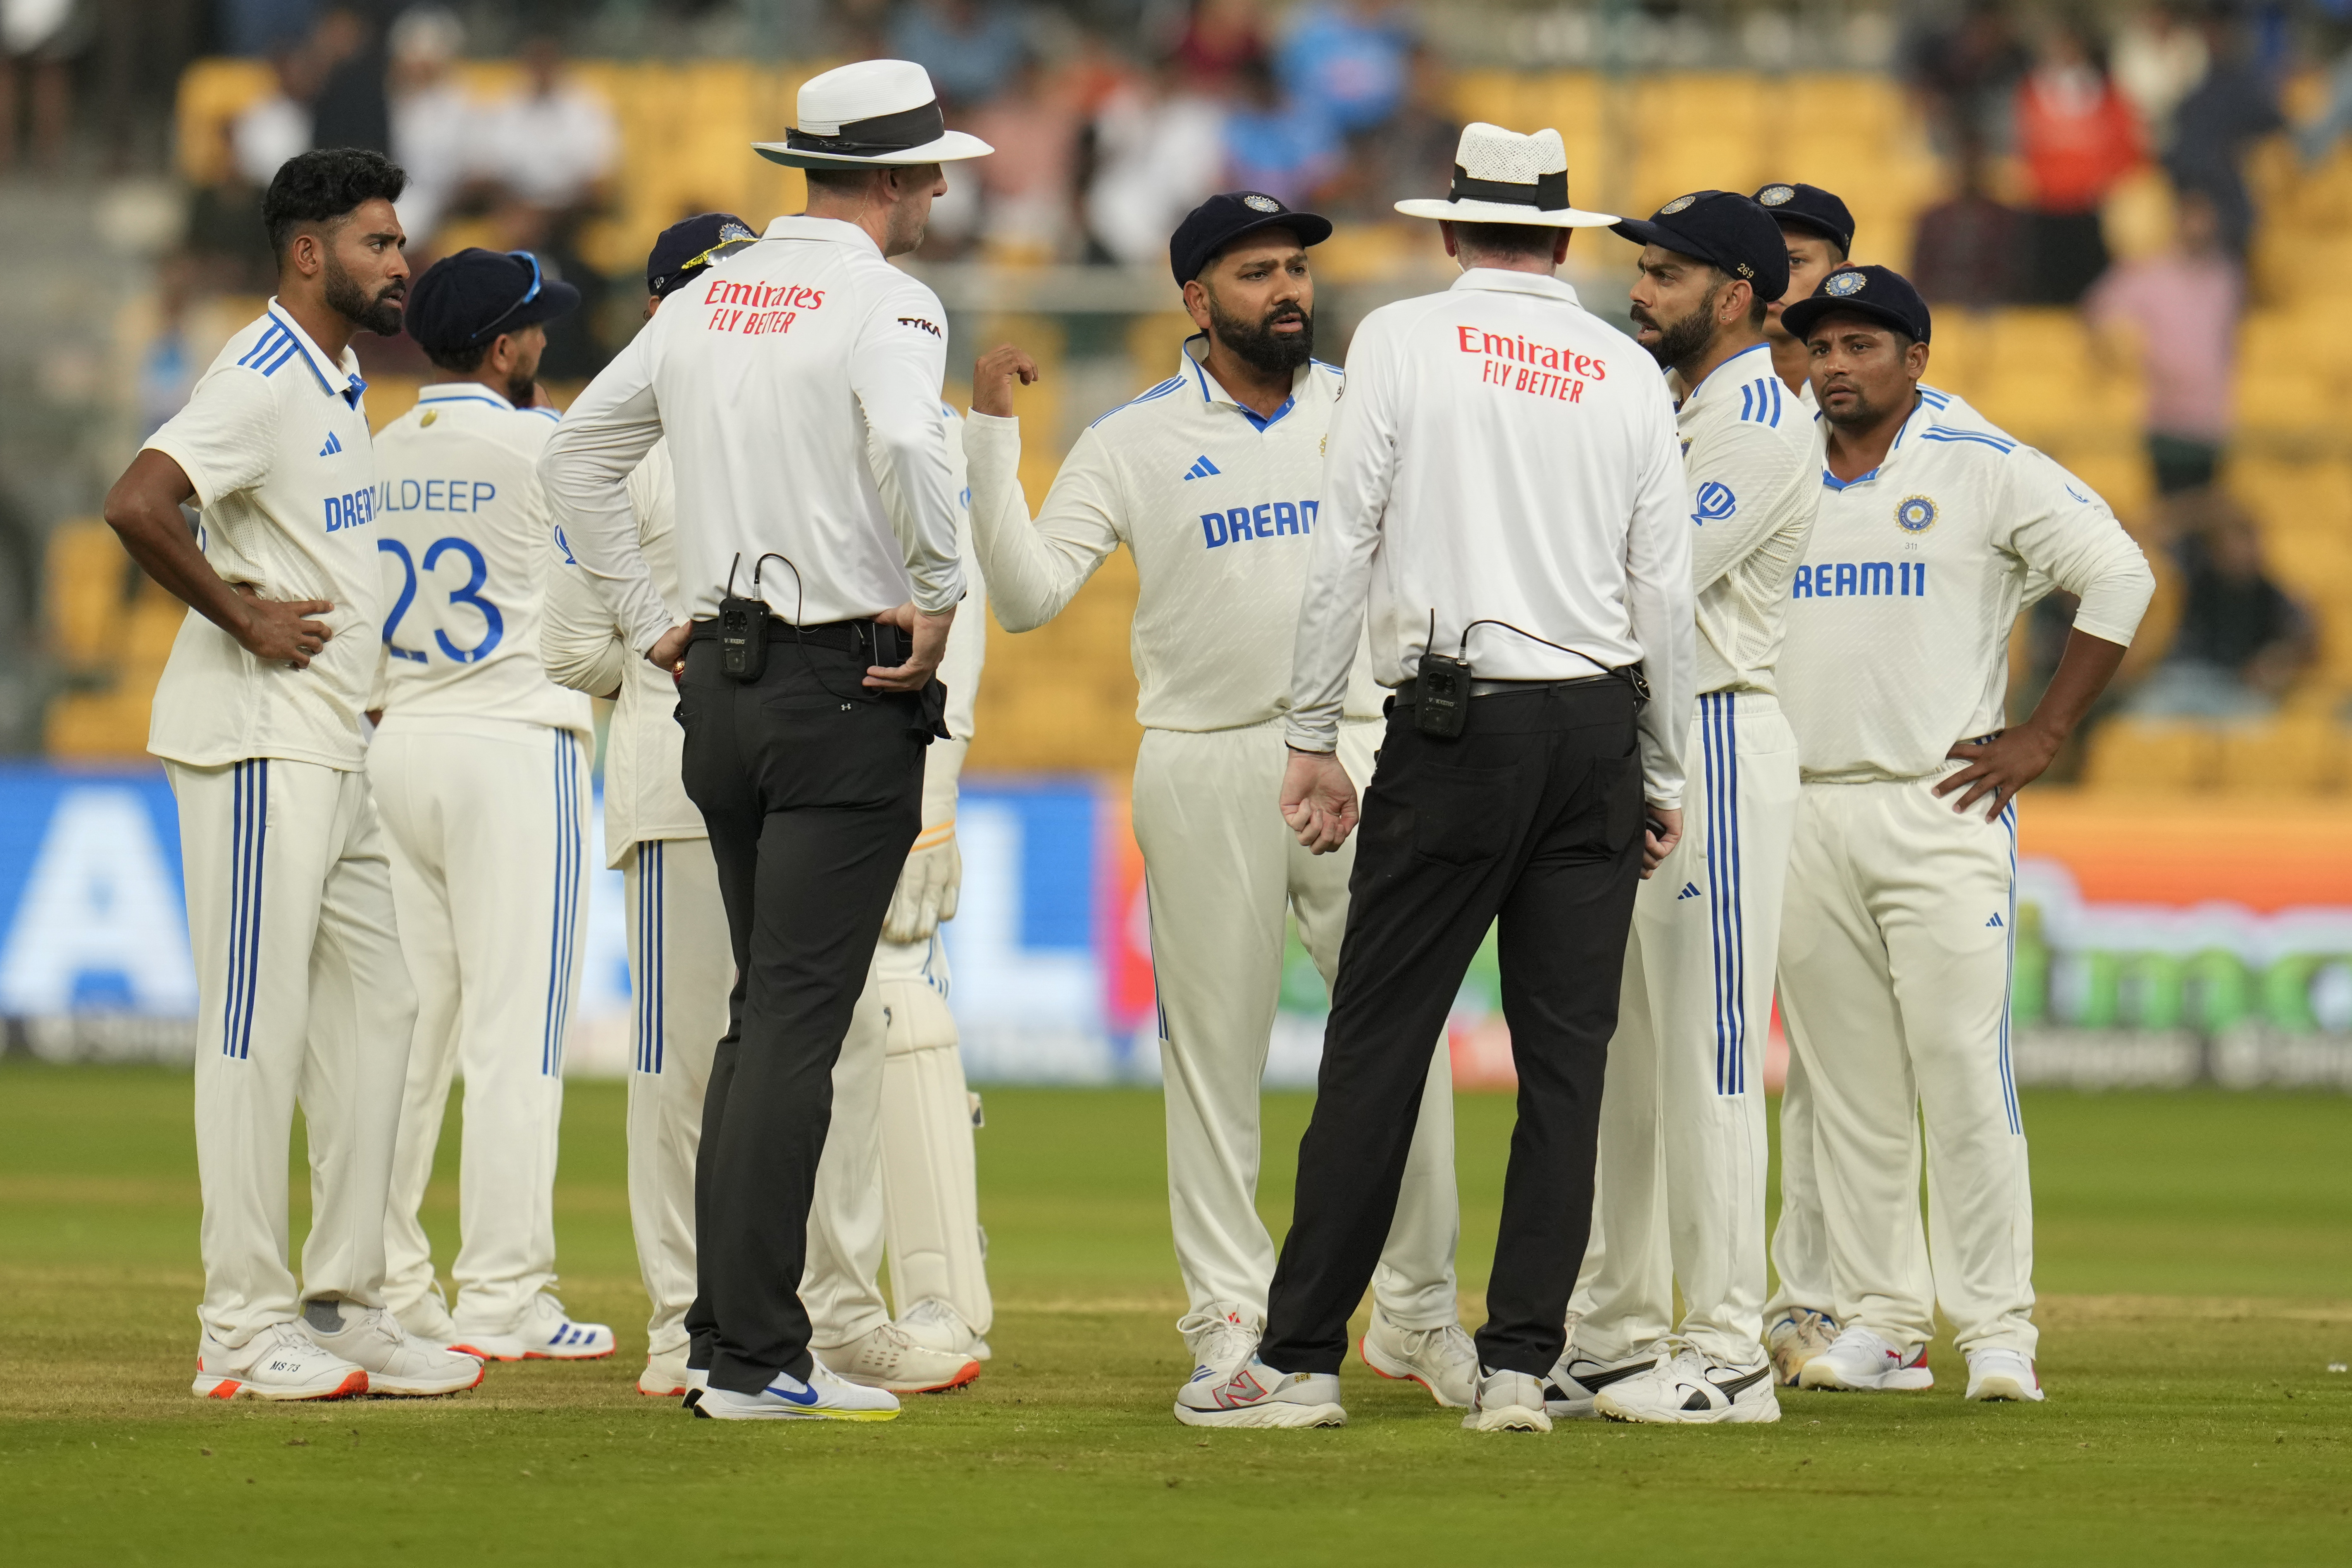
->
xmin=0 ymin=1065 xmax=2346 ymax=1565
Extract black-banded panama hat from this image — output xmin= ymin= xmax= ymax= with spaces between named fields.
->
xmin=1393 ymin=122 xmax=1617 ymax=229
xmin=752 ymin=59 xmax=994 ymax=171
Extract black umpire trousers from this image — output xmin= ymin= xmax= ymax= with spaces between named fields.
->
xmin=676 ymin=634 xmax=926 ymax=1394
xmin=1261 ymin=679 xmax=1646 ymax=1378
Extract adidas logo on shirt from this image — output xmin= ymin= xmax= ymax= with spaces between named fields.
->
xmin=1676 ymin=882 xmax=1700 ymax=900
xmin=318 ymin=431 xmax=343 ymax=457
xmin=1182 ymin=455 xmax=1220 ymax=481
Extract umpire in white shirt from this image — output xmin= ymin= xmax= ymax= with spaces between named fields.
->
xmin=539 ymin=59 xmax=990 ymax=1423
xmin=1178 ymin=124 xmax=1695 ymax=1433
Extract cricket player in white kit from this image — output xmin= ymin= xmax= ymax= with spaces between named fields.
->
xmin=541 ymin=208 xmax=998 ymax=1401
xmin=1774 ymin=266 xmax=2152 ymax=1403
xmin=367 ymin=248 xmax=612 ymax=1363
xmin=102 ymin=149 xmax=477 ymax=1400
xmin=964 ymin=192 xmax=1473 ymax=1415
xmin=1553 ymin=191 xmax=1813 ymax=1425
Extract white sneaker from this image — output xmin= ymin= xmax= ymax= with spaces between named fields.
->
xmin=1541 ymin=1349 xmax=1660 ymax=1419
xmin=693 ymin=1363 xmax=900 ymax=1422
xmin=813 ymin=1321 xmax=981 ymax=1394
xmin=1964 ymin=1346 xmax=2045 ymax=1402
xmin=1359 ymin=1308 xmax=1479 ymax=1408
xmin=1463 ymin=1368 xmax=1553 ymax=1433
xmin=450 ymin=1294 xmax=616 ymax=1363
xmin=191 ymin=1321 xmax=368 ymax=1402
xmin=1798 ymin=1325 xmax=1934 ymax=1392
xmin=1593 ymin=1343 xmax=1779 ymax=1425
xmin=1766 ymin=1307 xmax=1839 ymax=1387
xmin=303 ymin=1302 xmax=482 ymax=1397
xmin=640 ymin=1346 xmax=692 ymax=1398
xmin=1177 ymin=1301 xmax=1263 ymax=1385
xmin=391 ymin=1288 xmax=460 ymax=1348
xmin=681 ymin=1363 xmax=710 ymax=1409
xmin=899 ymin=1297 xmax=991 ymax=1362
xmin=1173 ymin=1356 xmax=1346 ymax=1428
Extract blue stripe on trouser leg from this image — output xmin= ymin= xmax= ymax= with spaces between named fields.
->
xmin=224 ymin=760 xmax=269 ymax=1060
xmin=1702 ymin=695 xmax=1745 ymax=1096
xmin=544 ymin=733 xmax=583 ymax=1076
xmin=652 ymin=841 xmax=665 ymax=1073
xmin=1998 ymin=801 xmax=2021 ymax=1134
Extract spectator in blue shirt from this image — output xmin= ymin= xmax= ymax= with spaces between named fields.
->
xmin=889 ymin=0 xmax=1029 ymax=109
xmin=1274 ymin=1 xmax=1412 ymax=136
xmin=1222 ymin=57 xmax=1342 ymax=208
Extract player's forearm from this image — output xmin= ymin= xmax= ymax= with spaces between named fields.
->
xmin=961 ymin=413 xmax=1101 ymax=632
xmin=102 ymin=456 xmax=255 ymax=642
xmin=2020 ymin=627 xmax=2128 ymax=745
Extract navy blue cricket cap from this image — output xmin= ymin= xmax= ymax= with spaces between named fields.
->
xmin=1170 ymin=192 xmax=1333 ymax=287
xmin=1781 ymin=264 xmax=1932 ymax=346
xmin=404 ymin=248 xmax=580 ymax=354
xmin=647 ymin=212 xmax=759 ymax=300
xmin=1751 ymin=181 xmax=1854 ymax=255
xmin=1611 ymin=190 xmax=1790 ymax=305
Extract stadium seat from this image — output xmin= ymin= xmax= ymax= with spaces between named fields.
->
xmin=2080 ymin=718 xmax=2221 ymax=794
xmin=2215 ymin=715 xmax=2345 ymax=795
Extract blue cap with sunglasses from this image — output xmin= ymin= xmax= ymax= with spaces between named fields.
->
xmin=405 ymin=248 xmax=581 ymax=355
xmin=647 ymin=213 xmax=759 ymax=299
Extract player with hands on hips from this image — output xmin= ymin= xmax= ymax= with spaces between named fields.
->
xmin=104 ymin=148 xmax=479 ymax=1401
xmin=367 ymin=246 xmax=613 ymax=1365
xmin=964 ymin=192 xmax=1476 ymax=1423
xmin=1772 ymin=266 xmax=2152 ymax=1404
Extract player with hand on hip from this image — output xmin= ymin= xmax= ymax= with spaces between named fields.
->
xmin=1550 ymin=191 xmax=1812 ymax=1426
xmin=1773 ymin=267 xmax=2152 ymax=1404
xmin=963 ymin=193 xmax=1472 ymax=1421
xmin=102 ymin=149 xmax=478 ymax=1401
xmin=367 ymin=247 xmax=613 ymax=1364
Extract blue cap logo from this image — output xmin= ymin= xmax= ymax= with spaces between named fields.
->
xmin=1825 ymin=270 xmax=1867 ymax=297
xmin=1897 ymin=496 xmax=1938 ymax=533
xmin=1660 ymin=193 xmax=1698 ymax=215
xmin=1758 ymin=184 xmax=1796 ymax=206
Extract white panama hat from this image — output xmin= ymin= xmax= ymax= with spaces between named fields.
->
xmin=1394 ymin=123 xmax=1617 ymax=228
xmin=753 ymin=59 xmax=994 ymax=171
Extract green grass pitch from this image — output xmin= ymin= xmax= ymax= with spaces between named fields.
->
xmin=0 ymin=1063 xmax=2346 ymax=1565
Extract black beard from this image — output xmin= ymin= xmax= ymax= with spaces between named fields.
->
xmin=324 ymin=251 xmax=405 ymax=336
xmin=1631 ymin=298 xmax=1717 ymax=374
xmin=504 ymin=368 xmax=536 ymax=407
xmin=1821 ymin=385 xmax=1891 ymax=430
xmin=1208 ymin=295 xmax=1313 ymax=375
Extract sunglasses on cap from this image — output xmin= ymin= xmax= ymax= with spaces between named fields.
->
xmin=653 ymin=234 xmax=760 ymax=296
xmin=471 ymin=250 xmax=544 ymax=343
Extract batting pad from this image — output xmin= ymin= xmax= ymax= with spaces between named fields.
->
xmin=875 ymin=937 xmax=992 ymax=1336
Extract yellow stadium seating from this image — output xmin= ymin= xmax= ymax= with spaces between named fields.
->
xmin=2081 ymin=719 xmax=2222 ymax=794
xmin=2216 ymin=714 xmax=2346 ymax=794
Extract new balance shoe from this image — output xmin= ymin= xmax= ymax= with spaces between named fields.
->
xmin=1174 ymin=1357 xmax=1346 ymax=1428
xmin=813 ymin=1321 xmax=981 ymax=1394
xmin=1798 ymin=1325 xmax=1934 ymax=1392
xmin=1463 ymin=1368 xmax=1552 ymax=1433
xmin=302 ymin=1301 xmax=482 ymax=1397
xmin=1359 ymin=1307 xmax=1479 ymax=1408
xmin=1964 ymin=1346 xmax=2045 ymax=1403
xmin=640 ymin=1346 xmax=692 ymax=1398
xmin=191 ymin=1321 xmax=368 ymax=1402
xmin=898 ymin=1297 xmax=991 ymax=1362
xmin=449 ymin=1294 xmax=615 ymax=1362
xmin=1541 ymin=1349 xmax=1660 ymax=1419
xmin=693 ymin=1364 xmax=900 ymax=1422
xmin=1766 ymin=1306 xmax=1839 ymax=1387
xmin=1592 ymin=1344 xmax=1779 ymax=1425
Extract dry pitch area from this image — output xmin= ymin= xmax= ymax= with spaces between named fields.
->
xmin=0 ymin=1064 xmax=2346 ymax=1566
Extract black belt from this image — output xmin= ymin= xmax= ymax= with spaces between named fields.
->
xmin=687 ymin=614 xmax=899 ymax=660
xmin=1390 ymin=672 xmax=1618 ymax=707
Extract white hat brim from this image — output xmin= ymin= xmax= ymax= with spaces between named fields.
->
xmin=753 ymin=129 xmax=994 ymax=169
xmin=1393 ymin=196 xmax=1619 ymax=228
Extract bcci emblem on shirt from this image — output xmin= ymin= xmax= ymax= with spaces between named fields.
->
xmin=1896 ymin=495 xmax=1938 ymax=534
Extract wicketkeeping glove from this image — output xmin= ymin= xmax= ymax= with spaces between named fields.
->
xmin=882 ymin=736 xmax=967 ymax=943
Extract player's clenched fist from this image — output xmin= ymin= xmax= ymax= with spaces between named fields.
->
xmin=970 ymin=343 xmax=1039 ymax=418
xmin=231 ymin=584 xmax=334 ymax=669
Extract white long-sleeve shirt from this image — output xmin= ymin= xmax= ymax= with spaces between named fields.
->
xmin=1779 ymin=396 xmax=2154 ymax=782
xmin=541 ymin=412 xmax=989 ymax=867
xmin=961 ymin=338 xmax=1385 ymax=734
xmin=1670 ymin=341 xmax=1818 ymax=695
xmin=1288 ymin=268 xmax=1697 ymax=809
xmin=538 ymin=216 xmax=965 ymax=654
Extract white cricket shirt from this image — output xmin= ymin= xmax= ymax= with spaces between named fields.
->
xmin=539 ymin=216 xmax=965 ymax=653
xmin=1778 ymin=396 xmax=2154 ymax=783
xmin=1288 ymin=268 xmax=1696 ymax=810
xmin=142 ymin=301 xmax=385 ymax=771
xmin=1672 ymin=341 xmax=1818 ymax=696
xmin=962 ymin=337 xmax=1385 ymax=734
xmin=370 ymin=382 xmax=591 ymax=736
xmin=543 ymin=411 xmax=989 ymax=866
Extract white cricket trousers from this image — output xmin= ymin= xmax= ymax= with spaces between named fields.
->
xmin=1571 ymin=693 xmax=1797 ymax=1365
xmin=1774 ymin=777 xmax=2035 ymax=1356
xmin=1132 ymin=717 xmax=1460 ymax=1333
xmin=169 ymin=757 xmax=417 ymax=1346
xmin=622 ymin=836 xmax=732 ymax=1361
xmin=369 ymin=717 xmax=589 ymax=1336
